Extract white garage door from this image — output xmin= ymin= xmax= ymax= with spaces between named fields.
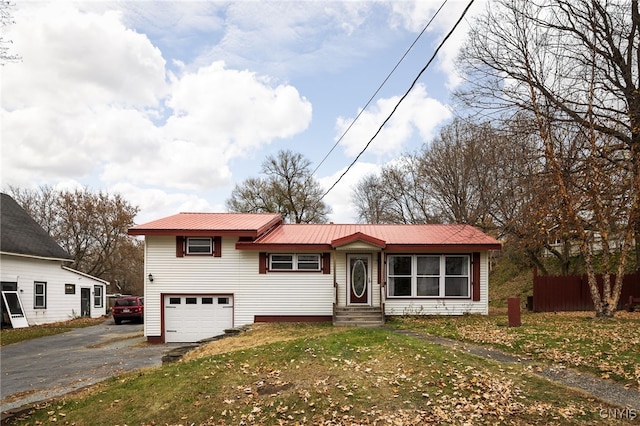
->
xmin=164 ymin=295 xmax=233 ymax=343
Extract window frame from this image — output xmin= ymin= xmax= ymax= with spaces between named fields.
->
xmin=93 ymin=285 xmax=103 ymax=308
xmin=268 ymin=253 xmax=321 ymax=272
xmin=387 ymin=254 xmax=471 ymax=299
xmin=186 ymin=237 xmax=213 ymax=255
xmin=34 ymin=281 xmax=47 ymax=309
xmin=65 ymin=284 xmax=76 ymax=295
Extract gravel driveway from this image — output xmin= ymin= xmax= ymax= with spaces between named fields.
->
xmin=1 ymin=319 xmax=181 ymax=414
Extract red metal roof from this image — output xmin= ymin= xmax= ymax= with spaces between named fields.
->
xmin=237 ymin=223 xmax=501 ymax=251
xmin=128 ymin=213 xmax=283 ymax=237
xmin=129 ymin=213 xmax=501 ymax=250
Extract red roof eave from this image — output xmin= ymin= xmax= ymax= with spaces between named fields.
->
xmin=129 ymin=228 xmax=265 ymax=237
xmin=128 ymin=215 xmax=283 ymax=238
xmin=385 ymin=243 xmax=502 ymax=252
xmin=236 ymin=242 xmax=333 ymax=251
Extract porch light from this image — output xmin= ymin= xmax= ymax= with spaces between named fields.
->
xmin=148 ymin=274 xmax=154 ymax=282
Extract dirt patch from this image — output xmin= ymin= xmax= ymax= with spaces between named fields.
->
xmin=85 ymin=332 xmax=144 ymax=348
xmin=181 ymin=323 xmax=340 ymax=362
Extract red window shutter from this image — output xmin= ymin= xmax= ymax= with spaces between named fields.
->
xmin=259 ymin=252 xmax=267 ymax=274
xmin=176 ymin=236 xmax=185 ymax=257
xmin=322 ymin=253 xmax=331 ymax=274
xmin=472 ymin=252 xmax=481 ymax=301
xmin=213 ymin=237 xmax=222 ymax=257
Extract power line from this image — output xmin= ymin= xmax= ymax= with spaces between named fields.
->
xmin=311 ymin=0 xmax=450 ymax=177
xmin=319 ymin=0 xmax=476 ymax=202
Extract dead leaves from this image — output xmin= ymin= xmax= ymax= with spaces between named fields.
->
xmin=397 ymin=311 xmax=640 ymax=388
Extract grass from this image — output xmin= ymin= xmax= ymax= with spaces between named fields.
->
xmin=390 ymin=311 xmax=640 ymax=387
xmin=488 ymin=256 xmax=533 ymax=309
xmin=0 ymin=317 xmax=105 ymax=346
xmin=10 ymin=322 xmax=637 ymax=425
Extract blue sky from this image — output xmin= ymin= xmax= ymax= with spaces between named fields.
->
xmin=1 ymin=1 xmax=485 ymax=224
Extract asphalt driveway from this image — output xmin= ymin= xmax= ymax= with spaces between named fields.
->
xmin=0 ymin=319 xmax=182 ymax=413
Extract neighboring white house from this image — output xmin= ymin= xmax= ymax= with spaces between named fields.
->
xmin=1 ymin=194 xmax=108 ymax=327
xmin=129 ymin=212 xmax=501 ymax=343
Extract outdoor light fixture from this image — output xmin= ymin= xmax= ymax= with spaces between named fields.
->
xmin=148 ymin=274 xmax=154 ymax=282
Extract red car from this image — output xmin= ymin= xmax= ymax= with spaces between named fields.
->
xmin=112 ymin=297 xmax=144 ymax=324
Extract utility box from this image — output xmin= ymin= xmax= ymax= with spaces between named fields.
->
xmin=508 ymin=297 xmax=521 ymax=327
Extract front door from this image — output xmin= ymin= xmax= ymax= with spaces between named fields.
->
xmin=348 ymin=254 xmax=370 ymax=305
xmin=80 ymin=288 xmax=91 ymax=317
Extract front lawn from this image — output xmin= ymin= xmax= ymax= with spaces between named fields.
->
xmin=390 ymin=311 xmax=640 ymax=388
xmin=10 ymin=323 xmax=635 ymax=425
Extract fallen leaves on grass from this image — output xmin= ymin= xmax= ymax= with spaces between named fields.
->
xmin=395 ymin=311 xmax=640 ymax=388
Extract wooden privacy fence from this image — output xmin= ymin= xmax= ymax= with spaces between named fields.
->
xmin=532 ymin=269 xmax=640 ymax=312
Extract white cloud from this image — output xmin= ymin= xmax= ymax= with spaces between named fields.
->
xmin=109 ymin=182 xmax=221 ymax=225
xmin=2 ymin=3 xmax=312 ymax=197
xmin=335 ymin=84 xmax=451 ymax=158
xmin=319 ymin=162 xmax=382 ymax=224
xmin=390 ymin=0 xmax=488 ymax=90
xmin=100 ymin=61 xmax=312 ymax=191
xmin=3 ymin=2 xmax=167 ymax=109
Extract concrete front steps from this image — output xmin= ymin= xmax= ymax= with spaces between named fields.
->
xmin=333 ymin=306 xmax=384 ymax=327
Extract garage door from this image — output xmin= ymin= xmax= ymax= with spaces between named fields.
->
xmin=164 ymin=295 xmax=233 ymax=343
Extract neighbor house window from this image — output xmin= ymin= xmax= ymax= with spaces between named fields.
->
xmin=65 ymin=284 xmax=76 ymax=294
xmin=34 ymin=281 xmax=47 ymax=308
xmin=186 ymin=237 xmax=213 ymax=254
xmin=388 ymin=255 xmax=470 ymax=298
xmin=94 ymin=285 xmax=103 ymax=308
xmin=269 ymin=254 xmax=321 ymax=271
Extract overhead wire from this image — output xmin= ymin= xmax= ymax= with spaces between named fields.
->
xmin=310 ymin=0 xmax=450 ymax=177
xmin=318 ymin=0 xmax=476 ymax=202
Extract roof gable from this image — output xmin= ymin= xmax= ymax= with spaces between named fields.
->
xmin=0 ymin=193 xmax=72 ymax=260
xmin=331 ymin=232 xmax=386 ymax=249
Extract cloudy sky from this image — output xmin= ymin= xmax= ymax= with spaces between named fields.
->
xmin=1 ymin=0 xmax=484 ymax=225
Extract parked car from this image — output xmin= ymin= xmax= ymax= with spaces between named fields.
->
xmin=112 ymin=297 xmax=144 ymax=324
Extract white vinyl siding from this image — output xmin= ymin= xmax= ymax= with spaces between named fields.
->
xmin=143 ymin=237 xmax=334 ymax=340
xmin=0 ymin=254 xmax=107 ymax=325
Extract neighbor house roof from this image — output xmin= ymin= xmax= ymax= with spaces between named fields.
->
xmin=128 ymin=212 xmax=283 ymax=237
xmin=235 ymin=223 xmax=502 ymax=251
xmin=0 ymin=193 xmax=73 ymax=261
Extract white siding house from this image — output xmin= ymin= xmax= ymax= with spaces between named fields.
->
xmin=130 ymin=213 xmax=501 ymax=344
xmin=1 ymin=194 xmax=107 ymax=327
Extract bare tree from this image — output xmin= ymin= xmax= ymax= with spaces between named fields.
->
xmin=458 ymin=0 xmax=639 ymax=316
xmin=352 ymin=174 xmax=395 ymax=224
xmin=1 ymin=1 xmax=20 ymax=65
xmin=227 ymin=150 xmax=331 ymax=224
xmin=8 ymin=186 xmax=143 ymax=295
xmin=352 ymin=155 xmax=440 ymax=225
xmin=422 ymin=118 xmax=497 ymax=230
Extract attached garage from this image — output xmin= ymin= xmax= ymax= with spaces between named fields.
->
xmin=163 ymin=294 xmax=233 ymax=343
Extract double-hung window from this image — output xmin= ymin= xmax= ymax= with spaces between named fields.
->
xmin=269 ymin=254 xmax=320 ymax=271
xmin=94 ymin=285 xmax=103 ymax=308
xmin=186 ymin=237 xmax=212 ymax=255
xmin=388 ymin=255 xmax=470 ymax=298
xmin=34 ymin=281 xmax=47 ymax=309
